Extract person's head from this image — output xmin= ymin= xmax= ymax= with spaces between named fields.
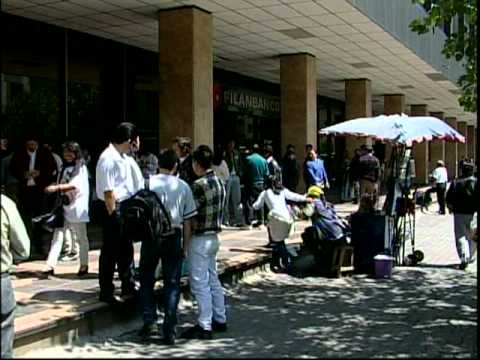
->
xmin=360 ymin=144 xmax=373 ymax=154
xmin=158 ymin=148 xmax=178 ymax=174
xmin=24 ymin=134 xmax=39 ymax=153
xmin=192 ymin=145 xmax=213 ymax=176
xmin=172 ymin=136 xmax=192 ymax=158
xmin=305 ymin=144 xmax=313 ymax=156
xmin=306 ymin=149 xmax=316 ymax=161
xmin=61 ymin=141 xmax=83 ymax=165
xmin=286 ymin=144 xmax=295 ymax=153
xmin=112 ymin=122 xmax=140 ymax=154
xmin=306 ymin=185 xmax=323 ymax=200
xmin=264 ymin=144 xmax=274 ymax=158
xmin=226 ymin=140 xmax=236 ymax=153
xmin=436 ymin=160 xmax=445 ymax=168
xmin=212 ymin=150 xmax=224 ymax=166
xmin=252 ymin=143 xmax=261 ymax=154
xmin=461 ymin=162 xmax=474 ymax=177
xmin=354 ymin=148 xmax=361 ymax=156
xmin=266 ymin=175 xmax=283 ymax=193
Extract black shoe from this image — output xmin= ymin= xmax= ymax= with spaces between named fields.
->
xmin=99 ymin=294 xmax=122 ymax=305
xmin=180 ymin=325 xmax=212 ymax=340
xmin=459 ymin=262 xmax=468 ymax=270
xmin=162 ymin=332 xmax=176 ymax=345
xmin=212 ymin=319 xmax=227 ymax=332
xmin=138 ymin=323 xmax=160 ymax=341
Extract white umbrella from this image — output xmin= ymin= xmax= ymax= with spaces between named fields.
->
xmin=318 ymin=113 xmax=465 ymax=146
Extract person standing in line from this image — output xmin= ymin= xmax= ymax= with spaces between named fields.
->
xmin=281 ymin=144 xmax=299 ymax=192
xmin=44 ymin=142 xmax=90 ymax=276
xmin=357 ymin=145 xmax=380 ymax=209
xmin=10 ymin=134 xmax=57 ymax=258
xmin=180 ymin=145 xmax=227 ymax=340
xmin=425 ymin=160 xmax=448 ymax=215
xmin=95 ymin=122 xmax=144 ymax=304
xmin=1 ymin=194 xmax=30 ymax=358
xmin=172 ymin=136 xmax=197 ymax=186
xmin=43 ymin=142 xmax=63 ymax=177
xmin=264 ymin=144 xmax=282 ymax=185
xmin=223 ymin=140 xmax=245 ymax=228
xmin=349 ymin=148 xmax=362 ymax=204
xmin=446 ymin=162 xmax=478 ymax=270
xmin=303 ymin=149 xmax=330 ymax=192
xmin=243 ymin=143 xmax=270 ymax=228
xmin=138 ymin=149 xmax=197 ymax=345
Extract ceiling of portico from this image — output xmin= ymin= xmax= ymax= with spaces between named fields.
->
xmin=2 ymin=0 xmax=476 ymax=125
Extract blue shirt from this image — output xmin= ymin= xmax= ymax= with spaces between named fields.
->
xmin=304 ymin=158 xmax=329 ymax=189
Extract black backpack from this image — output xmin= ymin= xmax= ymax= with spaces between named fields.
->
xmin=121 ymin=179 xmax=174 ymax=245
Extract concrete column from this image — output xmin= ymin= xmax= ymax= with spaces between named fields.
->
xmin=444 ymin=117 xmax=458 ymax=179
xmin=383 ymin=94 xmax=405 ymax=164
xmin=457 ymin=121 xmax=468 ymax=161
xmin=410 ymin=104 xmax=429 ymax=184
xmin=467 ymin=125 xmax=476 ymax=161
xmin=158 ymin=6 xmax=213 ymax=149
xmin=280 ymin=53 xmax=317 ymax=192
xmin=429 ymin=111 xmax=445 ymax=171
xmin=345 ymin=79 xmax=372 ymax=155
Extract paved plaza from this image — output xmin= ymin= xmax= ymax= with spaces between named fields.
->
xmin=15 ymin=200 xmax=478 ymax=358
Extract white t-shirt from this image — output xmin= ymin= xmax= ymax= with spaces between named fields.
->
xmin=431 ymin=166 xmax=448 ymax=184
xmin=95 ymin=144 xmax=144 ymax=202
xmin=253 ymin=188 xmax=306 ymax=220
xmin=148 ymin=173 xmax=197 ymax=229
xmin=212 ymin=160 xmax=230 ymax=183
xmin=61 ymin=164 xmax=90 ymax=223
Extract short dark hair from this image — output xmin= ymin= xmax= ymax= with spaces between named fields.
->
xmin=192 ymin=145 xmax=213 ymax=170
xmin=252 ymin=143 xmax=261 ymax=153
xmin=62 ymin=141 xmax=83 ymax=160
xmin=461 ymin=162 xmax=475 ymax=177
xmin=305 ymin=144 xmax=313 ymax=151
xmin=158 ymin=149 xmax=178 ymax=171
xmin=112 ymin=122 xmax=138 ymax=144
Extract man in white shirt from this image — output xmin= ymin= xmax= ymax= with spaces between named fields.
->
xmin=95 ymin=122 xmax=144 ymax=304
xmin=138 ymin=149 xmax=197 ymax=345
xmin=426 ymin=160 xmax=448 ymax=215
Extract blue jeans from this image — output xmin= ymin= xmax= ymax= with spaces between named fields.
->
xmin=271 ymin=241 xmax=292 ymax=270
xmin=1 ymin=274 xmax=15 ymax=359
xmin=139 ymin=229 xmax=183 ymax=336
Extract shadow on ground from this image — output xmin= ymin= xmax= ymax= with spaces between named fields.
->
xmin=46 ymin=266 xmax=477 ymax=359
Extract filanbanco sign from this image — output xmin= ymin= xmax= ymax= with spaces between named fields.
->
xmin=223 ymin=89 xmax=280 ymax=114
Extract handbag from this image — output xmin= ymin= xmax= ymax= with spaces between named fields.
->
xmin=32 ymin=193 xmax=65 ymax=232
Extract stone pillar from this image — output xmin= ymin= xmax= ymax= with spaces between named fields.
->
xmin=383 ymin=94 xmax=405 ymax=164
xmin=429 ymin=111 xmax=445 ymax=171
xmin=158 ymin=6 xmax=213 ymax=149
xmin=444 ymin=117 xmax=458 ymax=179
xmin=280 ymin=53 xmax=317 ymax=192
xmin=345 ymin=79 xmax=372 ymax=156
xmin=457 ymin=121 xmax=468 ymax=161
xmin=467 ymin=125 xmax=476 ymax=161
xmin=410 ymin=104 xmax=429 ymax=184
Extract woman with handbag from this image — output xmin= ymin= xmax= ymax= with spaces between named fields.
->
xmin=44 ymin=141 xmax=90 ymax=276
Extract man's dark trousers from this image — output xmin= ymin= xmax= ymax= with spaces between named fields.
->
xmin=99 ymin=203 xmax=135 ymax=297
xmin=139 ymin=229 xmax=183 ymax=337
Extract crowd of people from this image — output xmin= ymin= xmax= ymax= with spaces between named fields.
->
xmin=0 ymin=124 xmax=477 ymax=357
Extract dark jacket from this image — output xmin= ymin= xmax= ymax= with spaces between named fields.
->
xmin=267 ymin=156 xmax=282 ymax=185
xmin=446 ymin=176 xmax=477 ymax=214
xmin=9 ymin=148 xmax=57 ymax=191
xmin=282 ymin=151 xmax=299 ymax=191
xmin=224 ymin=149 xmax=244 ymax=178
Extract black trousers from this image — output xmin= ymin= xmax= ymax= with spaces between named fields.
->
xmin=99 ymin=203 xmax=135 ymax=297
xmin=425 ymin=183 xmax=447 ymax=214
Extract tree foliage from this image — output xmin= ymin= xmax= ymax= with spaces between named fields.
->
xmin=410 ymin=0 xmax=476 ymax=112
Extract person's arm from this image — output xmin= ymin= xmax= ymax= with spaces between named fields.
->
xmin=96 ymin=158 xmax=117 ymax=214
xmin=283 ymin=188 xmax=308 ymax=203
xmin=104 ymin=191 xmax=116 ymax=215
xmin=45 ymin=183 xmax=77 ymax=193
xmin=5 ymin=200 xmax=30 ymax=261
xmin=252 ymin=190 xmax=266 ymax=210
xmin=182 ymin=186 xmax=198 ymax=255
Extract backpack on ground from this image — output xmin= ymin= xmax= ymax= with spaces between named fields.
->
xmin=121 ymin=179 xmax=174 ymax=245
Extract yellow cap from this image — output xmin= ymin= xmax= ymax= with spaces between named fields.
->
xmin=307 ymin=186 xmax=323 ymax=198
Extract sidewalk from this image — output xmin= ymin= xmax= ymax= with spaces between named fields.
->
xmin=11 ymin=187 xmax=470 ymax=355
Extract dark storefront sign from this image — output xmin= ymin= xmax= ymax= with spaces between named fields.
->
xmin=215 ymin=85 xmax=280 ymax=117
